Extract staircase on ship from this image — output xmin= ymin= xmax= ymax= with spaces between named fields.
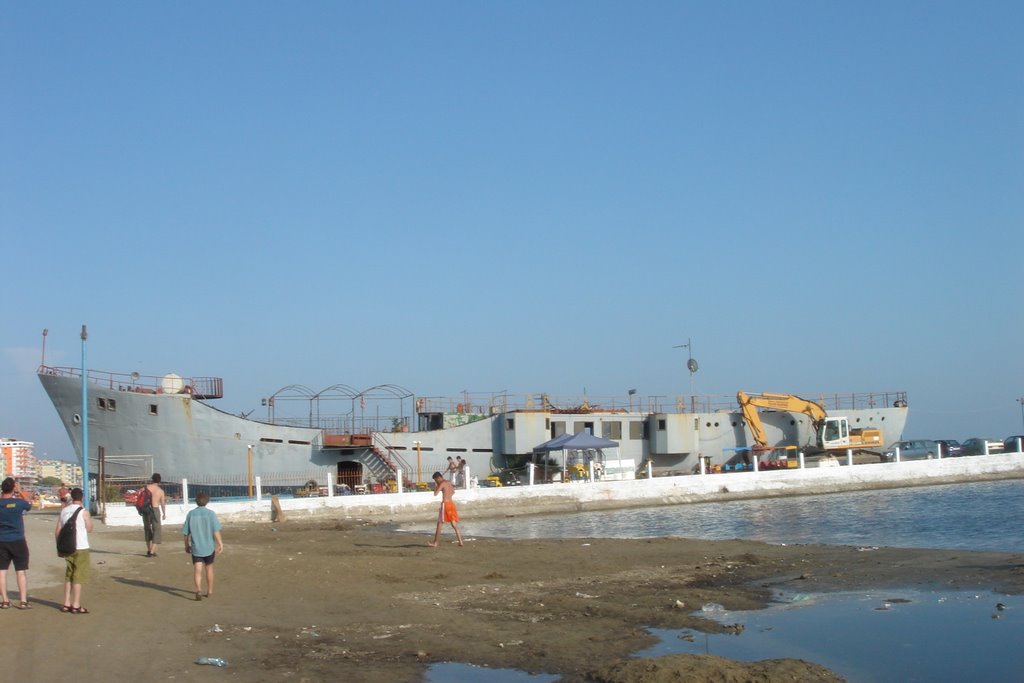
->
xmin=322 ymin=431 xmax=413 ymax=489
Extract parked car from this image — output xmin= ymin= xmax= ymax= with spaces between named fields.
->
xmin=883 ymin=440 xmax=938 ymax=461
xmin=959 ymin=438 xmax=1004 ymax=456
xmin=934 ymin=439 xmax=962 ymax=458
xmin=1002 ymin=436 xmax=1024 ymax=454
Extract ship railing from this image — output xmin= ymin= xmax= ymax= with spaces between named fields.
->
xmin=269 ymin=390 xmax=909 ymax=434
xmin=38 ymin=364 xmax=224 ymax=400
xmin=269 ymin=414 xmax=410 ymax=434
xmin=414 ymin=391 xmax=909 ymax=415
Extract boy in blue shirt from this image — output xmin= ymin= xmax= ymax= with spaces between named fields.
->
xmin=181 ymin=491 xmax=223 ymax=601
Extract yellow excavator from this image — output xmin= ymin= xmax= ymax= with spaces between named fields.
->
xmin=736 ymin=391 xmax=884 ymax=452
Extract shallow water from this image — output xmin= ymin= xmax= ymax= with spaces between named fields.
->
xmin=641 ymin=590 xmax=1024 ymax=682
xmin=425 ymin=663 xmax=557 ymax=682
xmin=412 ymin=479 xmax=1024 ymax=682
xmin=404 ymin=479 xmax=1024 ymax=552
xmin=427 ymin=590 xmax=1024 ymax=682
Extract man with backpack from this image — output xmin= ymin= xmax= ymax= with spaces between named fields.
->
xmin=55 ymin=487 xmax=92 ymax=613
xmin=140 ymin=473 xmax=167 ymax=557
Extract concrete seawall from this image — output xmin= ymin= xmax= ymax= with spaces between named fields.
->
xmin=102 ymin=452 xmax=1024 ymax=528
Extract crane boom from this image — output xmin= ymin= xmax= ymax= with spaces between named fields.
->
xmin=737 ymin=391 xmax=827 ymax=449
xmin=736 ymin=391 xmax=883 ymax=452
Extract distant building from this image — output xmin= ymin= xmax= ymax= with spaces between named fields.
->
xmin=37 ymin=459 xmax=83 ymax=485
xmin=1 ymin=439 xmax=37 ymax=481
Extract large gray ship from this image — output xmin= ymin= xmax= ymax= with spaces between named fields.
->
xmin=38 ymin=365 xmax=909 ymax=488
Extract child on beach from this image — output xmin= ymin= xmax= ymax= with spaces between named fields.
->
xmin=182 ymin=491 xmax=223 ymax=601
xmin=428 ymin=471 xmax=464 ymax=548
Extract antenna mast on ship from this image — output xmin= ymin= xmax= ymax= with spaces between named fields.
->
xmin=673 ymin=338 xmax=699 ymax=411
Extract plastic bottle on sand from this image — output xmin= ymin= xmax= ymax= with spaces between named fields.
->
xmin=195 ymin=657 xmax=227 ymax=667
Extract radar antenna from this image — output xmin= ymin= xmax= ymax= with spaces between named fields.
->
xmin=673 ymin=338 xmax=698 ymax=403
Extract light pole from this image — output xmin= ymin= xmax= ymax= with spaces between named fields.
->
xmin=247 ymin=444 xmax=254 ymax=498
xmin=413 ymin=441 xmax=422 ymax=485
xmin=80 ymin=325 xmax=90 ymax=510
xmin=1018 ymin=398 xmax=1024 ymax=432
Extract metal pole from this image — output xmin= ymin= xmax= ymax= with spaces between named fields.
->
xmin=688 ymin=337 xmax=693 ymax=398
xmin=414 ymin=441 xmax=422 ymax=485
xmin=80 ymin=325 xmax=90 ymax=510
xmin=247 ymin=445 xmax=254 ymax=498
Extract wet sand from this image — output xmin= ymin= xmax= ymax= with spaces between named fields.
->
xmin=4 ymin=509 xmax=1024 ymax=682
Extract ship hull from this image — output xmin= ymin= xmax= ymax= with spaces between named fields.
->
xmin=39 ymin=370 xmax=908 ymax=484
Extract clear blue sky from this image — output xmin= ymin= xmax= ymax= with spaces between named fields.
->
xmin=3 ymin=2 xmax=1022 ymax=460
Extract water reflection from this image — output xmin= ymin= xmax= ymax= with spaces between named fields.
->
xmin=425 ymin=662 xmax=557 ymax=682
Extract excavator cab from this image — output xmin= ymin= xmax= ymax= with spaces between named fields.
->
xmin=820 ymin=417 xmax=850 ymax=449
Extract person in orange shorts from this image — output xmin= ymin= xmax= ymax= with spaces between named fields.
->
xmin=428 ymin=471 xmax=464 ymax=548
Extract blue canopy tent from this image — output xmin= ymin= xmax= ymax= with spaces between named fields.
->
xmin=532 ymin=429 xmax=619 ymax=481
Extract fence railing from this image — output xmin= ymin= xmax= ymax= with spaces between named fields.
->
xmin=39 ymin=365 xmax=223 ymax=399
xmin=266 ymin=391 xmax=911 ymax=433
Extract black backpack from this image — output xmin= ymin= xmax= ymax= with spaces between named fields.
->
xmin=57 ymin=507 xmax=83 ymax=557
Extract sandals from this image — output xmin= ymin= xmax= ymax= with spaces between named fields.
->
xmin=70 ymin=606 xmax=89 ymax=614
xmin=61 ymin=605 xmax=73 ymax=613
xmin=0 ymin=601 xmax=9 ymax=609
xmin=17 ymin=602 xmax=31 ymax=610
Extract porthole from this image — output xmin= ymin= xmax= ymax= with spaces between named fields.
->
xmin=72 ymin=414 xmax=81 ymax=424
xmin=790 ymin=420 xmax=796 ymax=426
xmin=731 ymin=421 xmax=737 ymax=427
xmin=705 ymin=422 xmax=711 ymax=428
xmin=714 ymin=422 xmax=719 ymax=427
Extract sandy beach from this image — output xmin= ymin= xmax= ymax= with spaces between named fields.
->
xmin=4 ymin=508 xmax=1023 ymax=682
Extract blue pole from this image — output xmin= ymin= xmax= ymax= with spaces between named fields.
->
xmin=81 ymin=325 xmax=90 ymax=510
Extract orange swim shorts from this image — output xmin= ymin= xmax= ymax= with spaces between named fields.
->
xmin=442 ymin=500 xmax=459 ymax=523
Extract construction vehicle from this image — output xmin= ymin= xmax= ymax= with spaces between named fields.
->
xmin=736 ymin=391 xmax=884 ymax=452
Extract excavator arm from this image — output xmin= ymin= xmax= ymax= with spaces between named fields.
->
xmin=736 ymin=391 xmax=828 ymax=449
